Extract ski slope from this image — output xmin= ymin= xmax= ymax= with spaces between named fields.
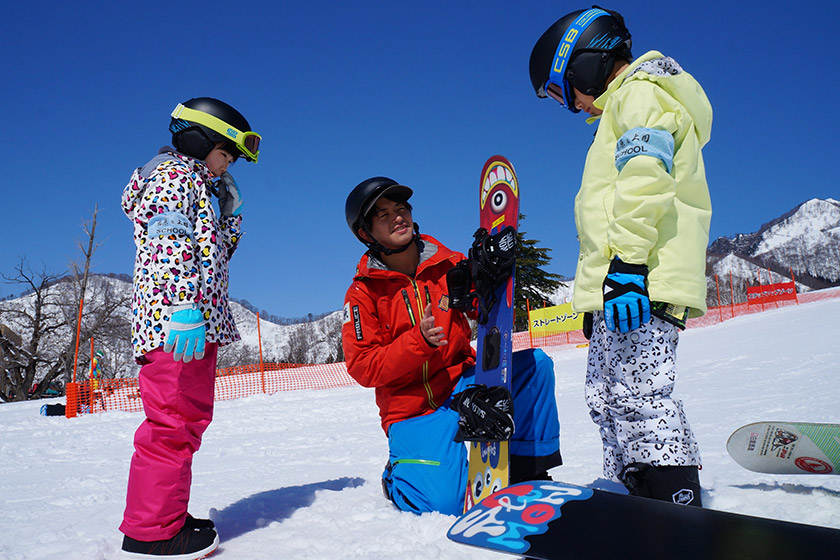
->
xmin=2 ymin=297 xmax=840 ymax=559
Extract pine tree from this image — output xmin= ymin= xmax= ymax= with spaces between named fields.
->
xmin=514 ymin=213 xmax=566 ymax=332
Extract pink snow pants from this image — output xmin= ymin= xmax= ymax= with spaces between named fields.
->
xmin=120 ymin=344 xmax=218 ymax=541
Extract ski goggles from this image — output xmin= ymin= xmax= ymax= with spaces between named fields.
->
xmin=171 ymin=103 xmax=261 ymax=162
xmin=538 ymin=8 xmax=609 ymax=112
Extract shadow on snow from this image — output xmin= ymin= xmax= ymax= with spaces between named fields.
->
xmin=210 ymin=476 xmax=366 ymax=541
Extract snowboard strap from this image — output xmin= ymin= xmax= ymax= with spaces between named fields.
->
xmin=451 ymin=384 xmax=515 ymax=442
xmin=365 ymin=223 xmax=422 ymax=259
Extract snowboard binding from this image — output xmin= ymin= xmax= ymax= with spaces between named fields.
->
xmin=452 ymin=384 xmax=515 ymax=442
xmin=470 ymin=226 xmax=517 ymax=324
xmin=446 ymin=227 xmax=517 ymax=324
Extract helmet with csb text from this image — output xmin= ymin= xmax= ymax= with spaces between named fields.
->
xmin=529 ymin=6 xmax=632 ymax=112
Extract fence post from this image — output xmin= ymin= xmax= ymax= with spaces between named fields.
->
xmin=65 ymin=298 xmax=84 ymax=418
xmin=89 ymin=337 xmax=95 ymax=413
xmin=71 ymin=298 xmax=83 ymax=385
xmin=757 ymin=268 xmax=765 ymax=312
xmin=715 ymin=275 xmax=723 ymax=323
xmin=729 ymin=271 xmax=735 ymax=319
xmin=65 ymin=382 xmax=79 ymax=418
xmin=526 ymin=299 xmax=534 ymax=349
xmin=257 ymin=312 xmax=266 ymax=394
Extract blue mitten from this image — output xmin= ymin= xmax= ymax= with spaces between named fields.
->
xmin=216 ymin=171 xmax=243 ymax=217
xmin=603 ymin=258 xmax=651 ymax=333
xmin=163 ymin=304 xmax=206 ymax=362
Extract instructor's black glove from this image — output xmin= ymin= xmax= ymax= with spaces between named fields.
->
xmin=446 ymin=259 xmax=474 ymax=311
xmin=451 ymin=384 xmax=515 ymax=442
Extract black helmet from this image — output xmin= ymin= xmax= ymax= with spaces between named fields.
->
xmin=346 ymin=176 xmax=415 ymax=252
xmin=169 ymin=97 xmax=261 ymax=162
xmin=529 ymin=6 xmax=632 ymax=112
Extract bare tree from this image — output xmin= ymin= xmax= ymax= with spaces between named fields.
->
xmin=70 ymin=205 xmax=100 ymax=306
xmin=0 ymin=207 xmax=134 ymax=401
xmin=71 ymin=277 xmax=133 ymax=379
xmin=63 ymin=206 xmax=133 ymax=381
xmin=321 ymin=313 xmax=344 ymax=363
xmin=0 ymin=261 xmax=70 ymax=401
xmin=217 ymin=341 xmax=256 ymax=369
xmin=285 ymin=323 xmax=313 ymax=364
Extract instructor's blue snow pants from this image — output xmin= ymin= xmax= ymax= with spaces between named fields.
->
xmin=382 ymin=348 xmax=560 ymax=515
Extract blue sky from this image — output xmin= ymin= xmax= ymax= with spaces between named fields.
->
xmin=2 ymin=1 xmax=838 ymax=318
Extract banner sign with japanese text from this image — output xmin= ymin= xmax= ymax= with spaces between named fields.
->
xmin=746 ymin=281 xmax=797 ymax=305
xmin=529 ymin=303 xmax=583 ymax=336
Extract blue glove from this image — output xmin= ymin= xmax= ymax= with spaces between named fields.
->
xmin=163 ymin=304 xmax=206 ymax=362
xmin=603 ymin=258 xmax=651 ymax=333
xmin=216 ymin=171 xmax=243 ymax=217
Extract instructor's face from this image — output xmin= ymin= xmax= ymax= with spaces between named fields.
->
xmin=366 ymin=198 xmax=414 ymax=250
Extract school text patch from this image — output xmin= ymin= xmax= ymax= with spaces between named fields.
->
xmin=148 ymin=212 xmax=192 ymax=238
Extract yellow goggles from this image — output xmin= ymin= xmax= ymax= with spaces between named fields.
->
xmin=171 ymin=103 xmax=261 ymax=163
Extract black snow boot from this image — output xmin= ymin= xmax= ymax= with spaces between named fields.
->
xmin=121 ymin=524 xmax=219 ymax=559
xmin=621 ymin=463 xmax=703 ymax=507
xmin=509 ymin=452 xmax=563 ymax=485
xmin=184 ymin=514 xmax=215 ymax=530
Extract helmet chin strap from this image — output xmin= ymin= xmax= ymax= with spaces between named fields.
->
xmin=365 ymin=223 xmax=421 ymax=257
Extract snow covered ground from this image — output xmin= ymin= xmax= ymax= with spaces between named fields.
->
xmin=2 ymin=296 xmax=840 ymax=560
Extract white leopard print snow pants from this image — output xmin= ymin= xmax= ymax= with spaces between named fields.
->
xmin=585 ymin=311 xmax=701 ymax=481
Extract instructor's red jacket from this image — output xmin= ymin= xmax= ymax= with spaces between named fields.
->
xmin=342 ymin=235 xmax=476 ymax=432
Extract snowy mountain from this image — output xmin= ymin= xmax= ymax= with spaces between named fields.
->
xmin=2 ymin=293 xmax=839 ymax=559
xmin=708 ymin=198 xmax=840 ymax=289
xmin=227 ymin=302 xmax=343 ymax=365
xmin=551 ymin=198 xmax=840 ymax=306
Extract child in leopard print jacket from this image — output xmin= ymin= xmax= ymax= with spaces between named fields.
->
xmin=119 ymin=97 xmax=261 ymax=559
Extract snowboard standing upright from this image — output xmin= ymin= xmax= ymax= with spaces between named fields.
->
xmin=464 ymin=155 xmax=520 ymax=513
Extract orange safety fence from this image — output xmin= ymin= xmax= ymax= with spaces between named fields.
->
xmin=66 ymin=286 xmax=840 ymax=417
xmin=525 ymin=329 xmax=589 ymax=349
xmin=65 ymin=362 xmax=356 ymax=416
xmin=214 ymin=362 xmax=355 ymax=402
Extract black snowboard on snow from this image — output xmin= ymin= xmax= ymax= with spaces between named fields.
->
xmin=447 ymin=480 xmax=840 ymax=559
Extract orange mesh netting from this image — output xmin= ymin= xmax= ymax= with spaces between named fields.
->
xmin=68 ymin=362 xmax=356 ymax=415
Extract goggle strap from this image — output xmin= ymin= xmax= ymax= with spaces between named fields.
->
xmin=171 ymin=104 xmax=260 ymax=160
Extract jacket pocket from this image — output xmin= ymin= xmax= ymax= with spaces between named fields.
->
xmin=375 ymin=296 xmax=395 ymax=344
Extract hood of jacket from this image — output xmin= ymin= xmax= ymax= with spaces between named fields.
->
xmin=591 ymin=50 xmax=712 ymax=147
xmin=122 ymin=149 xmax=209 ymax=219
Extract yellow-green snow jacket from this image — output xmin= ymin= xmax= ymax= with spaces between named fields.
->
xmin=572 ymin=50 xmax=713 ymax=317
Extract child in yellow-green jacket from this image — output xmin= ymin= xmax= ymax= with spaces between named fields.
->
xmin=529 ymin=6 xmax=712 ymax=507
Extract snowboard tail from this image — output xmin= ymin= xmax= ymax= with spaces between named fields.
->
xmin=449 ymin=480 xmax=840 ymax=559
xmin=465 ymin=156 xmax=519 ymax=512
xmin=727 ymin=421 xmax=840 ymax=475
